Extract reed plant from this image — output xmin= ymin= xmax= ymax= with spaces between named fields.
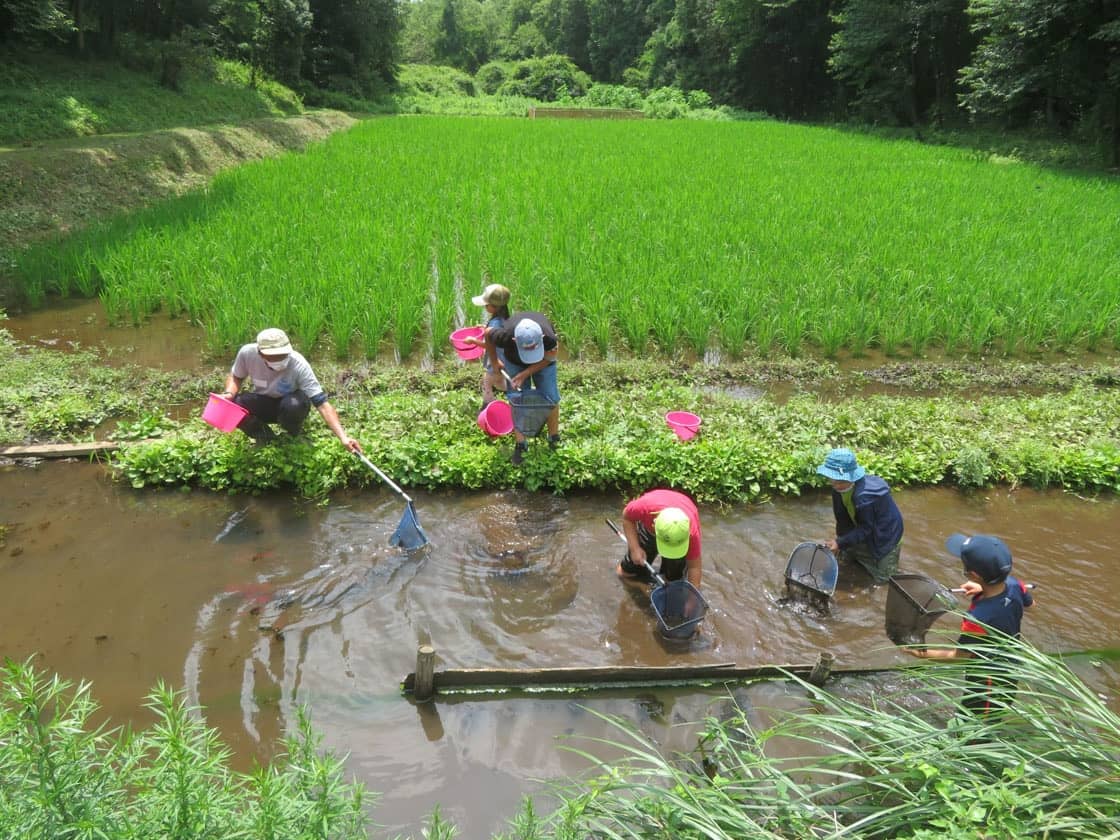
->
xmin=545 ymin=634 xmax=1120 ymax=838
xmin=0 ymin=657 xmax=369 ymax=839
xmin=10 ymin=117 xmax=1118 ymax=361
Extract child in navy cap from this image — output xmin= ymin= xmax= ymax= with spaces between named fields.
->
xmin=906 ymin=533 xmax=1034 ymax=718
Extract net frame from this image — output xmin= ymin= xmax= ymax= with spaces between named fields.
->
xmin=508 ymin=388 xmax=555 ymax=438
xmin=783 ymin=542 xmax=838 ymax=597
xmin=650 ymin=578 xmax=709 ymax=639
xmin=885 ymin=573 xmax=957 ymax=645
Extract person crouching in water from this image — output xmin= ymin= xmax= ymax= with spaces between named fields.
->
xmin=221 ymin=327 xmax=362 ymax=453
xmin=905 ymin=533 xmax=1034 ymax=720
xmin=817 ymin=447 xmax=903 ymax=584
xmin=616 ymin=489 xmax=702 ymax=590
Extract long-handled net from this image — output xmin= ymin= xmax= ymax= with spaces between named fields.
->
xmin=885 ymin=573 xmax=957 ymax=645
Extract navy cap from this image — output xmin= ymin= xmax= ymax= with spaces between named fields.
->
xmin=946 ymin=533 xmax=1012 ymax=584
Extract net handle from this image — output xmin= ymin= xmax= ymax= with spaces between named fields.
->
xmin=606 ymin=518 xmax=666 ymax=587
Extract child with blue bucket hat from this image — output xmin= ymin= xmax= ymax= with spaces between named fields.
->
xmin=817 ymin=448 xmax=903 ymax=583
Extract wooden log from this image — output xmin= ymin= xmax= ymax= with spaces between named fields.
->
xmin=0 ymin=441 xmax=119 ymax=459
xmin=400 ymin=661 xmax=899 ymax=696
xmin=413 ymin=645 xmax=436 ymax=702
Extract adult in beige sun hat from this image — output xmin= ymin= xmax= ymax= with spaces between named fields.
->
xmin=220 ymin=327 xmax=362 ymax=453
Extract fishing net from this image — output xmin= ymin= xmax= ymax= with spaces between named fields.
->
xmin=784 ymin=542 xmax=838 ymax=598
xmin=885 ymin=573 xmax=958 ymax=645
xmin=650 ymin=578 xmax=709 ymax=639
xmin=508 ymin=388 xmax=555 ymax=438
xmin=390 ymin=501 xmax=429 ymax=551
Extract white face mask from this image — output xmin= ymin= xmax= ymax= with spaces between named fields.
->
xmin=265 ymin=357 xmax=290 ymax=371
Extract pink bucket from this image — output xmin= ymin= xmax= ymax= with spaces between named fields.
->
xmin=666 ymin=410 xmax=702 ymax=441
xmin=450 ymin=326 xmax=486 ymax=360
xmin=202 ymin=393 xmax=249 ymax=433
xmin=477 ymin=400 xmax=514 ymax=437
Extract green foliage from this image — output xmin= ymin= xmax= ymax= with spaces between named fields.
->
xmin=496 ymin=54 xmax=591 ymax=100
xmin=397 ymin=61 xmax=478 ymax=96
xmin=0 ymin=657 xmax=370 ymax=838
xmin=0 ymin=49 xmax=303 ymax=144
xmin=113 ymin=375 xmax=1120 ymax=501
xmin=583 ymin=82 xmax=644 ymax=109
xmin=475 ymin=59 xmax=516 ymax=94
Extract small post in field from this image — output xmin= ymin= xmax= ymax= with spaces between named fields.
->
xmin=414 ymin=645 xmax=436 ymax=702
xmin=808 ymin=651 xmax=835 ymax=687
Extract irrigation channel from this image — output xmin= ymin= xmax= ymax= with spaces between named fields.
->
xmin=2 ymin=458 xmax=1118 ymax=837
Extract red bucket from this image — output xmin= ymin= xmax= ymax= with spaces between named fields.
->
xmin=202 ymin=393 xmax=249 ymax=433
xmin=665 ymin=410 xmax=701 ymax=441
xmin=477 ymin=400 xmax=514 ymax=436
xmin=450 ymin=326 xmax=486 ymax=360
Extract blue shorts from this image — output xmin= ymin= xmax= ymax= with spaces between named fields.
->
xmin=503 ymin=360 xmax=560 ymax=404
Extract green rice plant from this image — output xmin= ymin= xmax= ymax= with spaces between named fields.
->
xmin=9 ymin=117 xmax=1119 ymax=360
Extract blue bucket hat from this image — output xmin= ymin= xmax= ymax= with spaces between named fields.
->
xmin=816 ymin=448 xmax=866 ymax=483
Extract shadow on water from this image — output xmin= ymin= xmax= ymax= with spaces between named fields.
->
xmin=2 ymin=461 xmax=1119 ymax=837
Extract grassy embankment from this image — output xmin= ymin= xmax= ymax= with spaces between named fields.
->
xmin=0 ymin=50 xmax=354 ymax=287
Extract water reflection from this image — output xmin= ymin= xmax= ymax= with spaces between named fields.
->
xmin=1 ymin=463 xmax=1118 ymax=838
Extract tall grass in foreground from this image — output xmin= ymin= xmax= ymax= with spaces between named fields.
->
xmin=548 ymin=635 xmax=1120 ymax=838
xmin=12 ymin=117 xmax=1120 ymax=361
xmin=3 ymin=635 xmax=1118 ymax=838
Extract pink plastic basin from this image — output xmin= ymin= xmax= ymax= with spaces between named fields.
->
xmin=665 ymin=410 xmax=702 ymax=441
xmin=477 ymin=400 xmax=514 ymax=437
xmin=450 ymin=326 xmax=486 ymax=360
xmin=202 ymin=393 xmax=249 ymax=433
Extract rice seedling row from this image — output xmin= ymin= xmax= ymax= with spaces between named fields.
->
xmin=14 ymin=117 xmax=1120 ymax=359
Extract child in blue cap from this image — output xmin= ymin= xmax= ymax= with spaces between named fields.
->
xmin=906 ymin=533 xmax=1034 ymax=718
xmin=816 ymin=448 xmax=903 ymax=583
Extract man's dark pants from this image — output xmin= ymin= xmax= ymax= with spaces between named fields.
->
xmin=233 ymin=392 xmax=310 ymax=440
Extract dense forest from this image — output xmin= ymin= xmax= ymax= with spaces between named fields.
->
xmin=2 ymin=0 xmax=1118 ymax=162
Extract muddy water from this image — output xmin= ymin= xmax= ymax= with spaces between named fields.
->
xmin=2 ymin=461 xmax=1118 ymax=838
xmin=3 ymin=298 xmax=210 ymax=369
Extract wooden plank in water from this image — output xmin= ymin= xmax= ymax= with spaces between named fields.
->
xmin=401 ymin=662 xmax=896 ymax=695
xmin=0 ymin=441 xmax=118 ymax=459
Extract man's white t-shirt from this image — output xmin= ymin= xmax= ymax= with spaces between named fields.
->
xmin=231 ymin=344 xmax=327 ymax=406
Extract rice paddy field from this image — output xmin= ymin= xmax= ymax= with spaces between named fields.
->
xmin=13 ymin=116 xmax=1120 ymax=360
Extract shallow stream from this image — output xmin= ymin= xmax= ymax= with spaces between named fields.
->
xmin=2 ymin=461 xmax=1117 ymax=837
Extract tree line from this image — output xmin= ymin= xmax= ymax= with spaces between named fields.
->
xmin=402 ymin=0 xmax=1118 ymax=162
xmin=1 ymin=0 xmax=402 ymax=97
xmin=3 ymin=0 xmax=1118 ymax=162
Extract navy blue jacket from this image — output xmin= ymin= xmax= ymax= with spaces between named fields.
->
xmin=832 ymin=475 xmax=903 ymax=560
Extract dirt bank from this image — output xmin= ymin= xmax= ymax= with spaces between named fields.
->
xmin=0 ymin=110 xmax=357 ymax=265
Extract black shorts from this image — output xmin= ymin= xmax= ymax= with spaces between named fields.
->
xmin=619 ymin=553 xmax=685 ymax=583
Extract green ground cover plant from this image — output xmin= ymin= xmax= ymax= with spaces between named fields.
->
xmin=11 ymin=116 xmax=1119 ymax=360
xmin=3 ymin=326 xmax=1117 ymax=499
xmin=0 ymin=51 xmax=303 ymax=146
xmin=110 ymin=382 xmax=1120 ymax=500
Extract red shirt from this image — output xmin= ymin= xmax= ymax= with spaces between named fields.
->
xmin=623 ymin=489 xmax=702 ymax=562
